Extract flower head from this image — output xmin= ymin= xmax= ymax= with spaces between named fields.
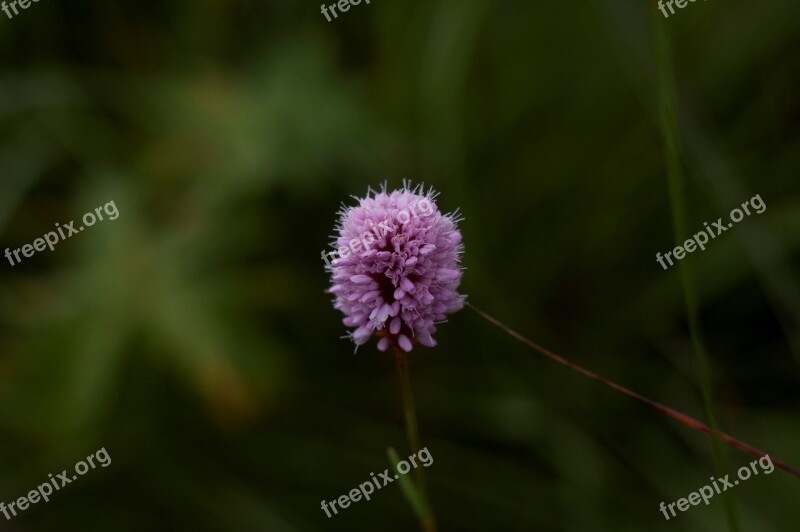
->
xmin=325 ymin=184 xmax=465 ymax=352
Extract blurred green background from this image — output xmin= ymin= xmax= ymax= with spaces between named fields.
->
xmin=1 ymin=0 xmax=798 ymax=530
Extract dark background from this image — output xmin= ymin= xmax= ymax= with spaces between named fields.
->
xmin=1 ymin=0 xmax=798 ymax=530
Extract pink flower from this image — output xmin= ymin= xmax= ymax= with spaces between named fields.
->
xmin=325 ymin=184 xmax=465 ymax=352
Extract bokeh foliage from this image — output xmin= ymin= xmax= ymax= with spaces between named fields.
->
xmin=1 ymin=0 xmax=798 ymax=530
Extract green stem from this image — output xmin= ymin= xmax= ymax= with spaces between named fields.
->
xmin=653 ymin=14 xmax=740 ymax=531
xmin=393 ymin=346 xmax=437 ymax=532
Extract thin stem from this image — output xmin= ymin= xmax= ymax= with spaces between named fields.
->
xmin=393 ymin=346 xmax=437 ymax=532
xmin=394 ymin=347 xmax=421 ymax=454
xmin=653 ymin=14 xmax=740 ymax=531
xmin=466 ymin=302 xmax=800 ymax=478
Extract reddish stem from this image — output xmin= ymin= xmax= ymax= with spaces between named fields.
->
xmin=466 ymin=302 xmax=800 ymax=478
